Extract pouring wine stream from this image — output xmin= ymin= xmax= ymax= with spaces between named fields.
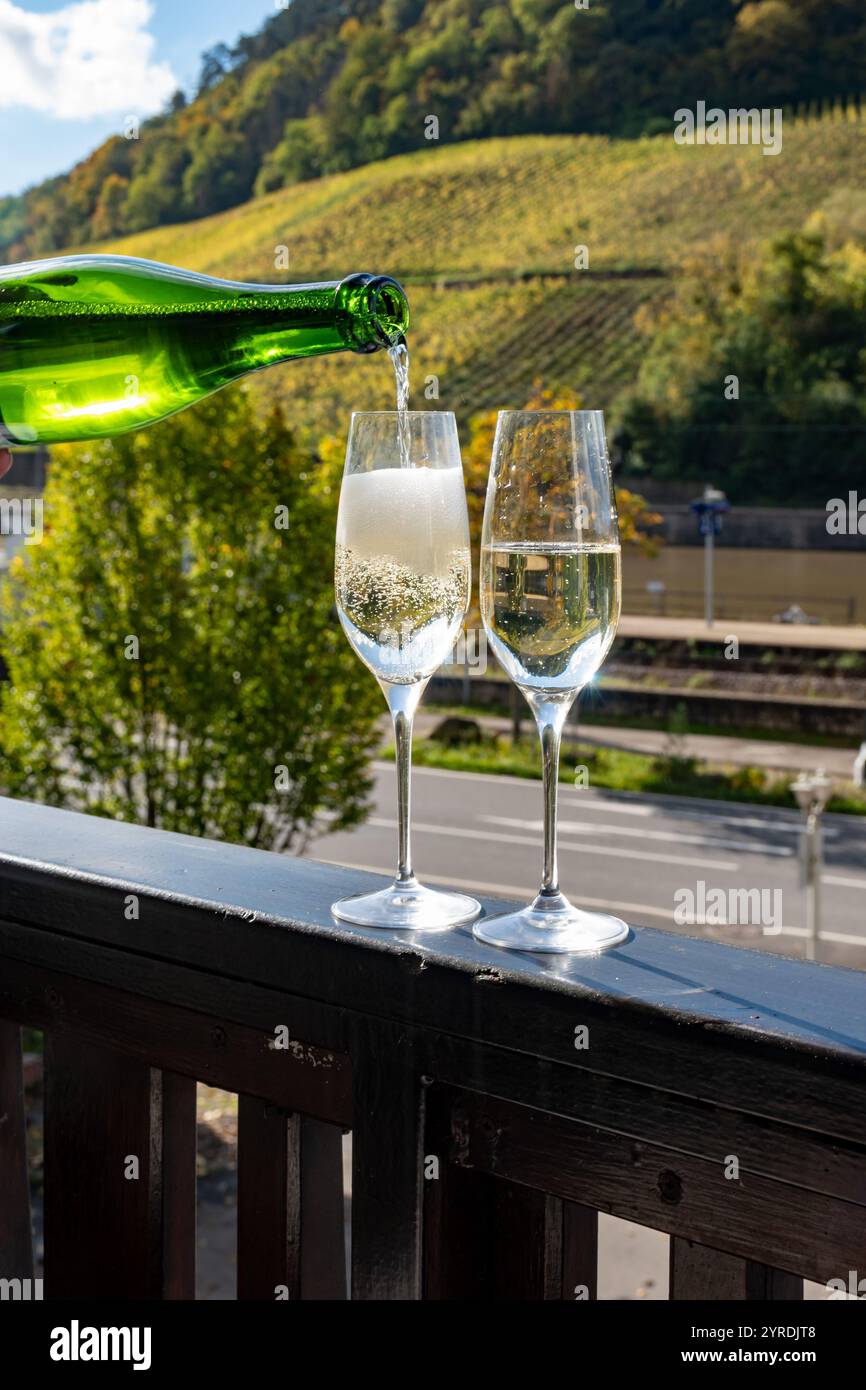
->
xmin=388 ymin=340 xmax=412 ymax=468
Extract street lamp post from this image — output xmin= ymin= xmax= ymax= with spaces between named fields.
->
xmin=690 ymin=485 xmax=729 ymax=628
xmin=791 ymin=769 xmax=833 ymax=962
xmin=853 ymin=710 xmax=866 ymax=788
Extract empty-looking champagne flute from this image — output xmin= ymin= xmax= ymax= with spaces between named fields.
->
xmin=475 ymin=410 xmax=629 ymax=953
xmin=332 ymin=411 xmax=480 ymax=930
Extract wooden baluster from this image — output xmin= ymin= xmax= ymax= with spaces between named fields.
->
xmin=670 ymin=1238 xmax=803 ymax=1300
xmin=299 ymin=1118 xmax=348 ymax=1299
xmin=237 ymin=1099 xmax=300 ymax=1301
xmin=350 ymin=1022 xmax=424 ymax=1300
xmin=423 ymin=1085 xmax=598 ymax=1300
xmin=161 ymin=1070 xmax=197 ymax=1299
xmin=237 ymin=1100 xmax=346 ymax=1300
xmin=561 ymin=1202 xmax=599 ymax=1301
xmin=44 ymin=1032 xmax=196 ymax=1298
xmin=0 ymin=1021 xmax=33 ymax=1284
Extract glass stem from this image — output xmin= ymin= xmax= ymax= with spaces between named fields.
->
xmin=529 ymin=694 xmax=573 ymax=899
xmin=384 ymin=681 xmax=425 ymax=886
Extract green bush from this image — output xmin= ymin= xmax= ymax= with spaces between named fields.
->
xmin=0 ymin=387 xmax=382 ymax=849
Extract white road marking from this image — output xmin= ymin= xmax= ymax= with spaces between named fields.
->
xmin=822 ymin=874 xmax=866 ymax=890
xmin=480 ymin=814 xmax=793 ymax=858
xmin=366 ymin=817 xmax=739 ymax=871
xmin=559 ymin=798 xmax=653 ymax=816
xmin=378 ymin=761 xmax=844 ymax=838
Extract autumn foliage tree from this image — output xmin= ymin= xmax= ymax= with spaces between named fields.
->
xmin=0 ymin=388 xmax=381 ymax=850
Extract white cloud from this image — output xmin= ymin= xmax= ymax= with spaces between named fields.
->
xmin=0 ymin=0 xmax=177 ymax=119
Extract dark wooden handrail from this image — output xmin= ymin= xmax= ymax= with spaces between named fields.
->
xmin=0 ymin=794 xmax=864 ymax=1300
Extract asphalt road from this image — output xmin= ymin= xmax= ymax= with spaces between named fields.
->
xmin=315 ymin=762 xmax=866 ymax=969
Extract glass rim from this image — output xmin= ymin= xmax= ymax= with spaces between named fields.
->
xmin=495 ymin=409 xmax=605 ymax=418
xmin=349 ymin=409 xmax=457 ymax=419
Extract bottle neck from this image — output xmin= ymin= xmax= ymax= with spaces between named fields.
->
xmin=333 ymin=273 xmax=409 ymax=354
xmin=236 ymin=273 xmax=409 ymax=366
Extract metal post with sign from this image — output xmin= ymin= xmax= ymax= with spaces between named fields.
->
xmin=646 ymin=578 xmax=666 ymax=615
xmin=690 ymin=485 xmax=729 ymax=628
xmin=792 ymin=769 xmax=832 ymax=962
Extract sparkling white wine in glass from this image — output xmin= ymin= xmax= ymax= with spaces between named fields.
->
xmin=474 ymin=409 xmax=629 ymax=955
xmin=331 ymin=410 xmax=480 ymax=931
xmin=336 ymin=466 xmax=470 ymax=684
xmin=481 ymin=541 xmax=621 ymax=690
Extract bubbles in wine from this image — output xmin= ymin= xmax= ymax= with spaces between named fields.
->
xmin=481 ymin=541 xmax=621 ymax=692
xmin=335 ymin=465 xmax=470 ymax=683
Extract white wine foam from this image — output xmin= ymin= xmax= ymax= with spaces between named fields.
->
xmin=336 ymin=466 xmax=470 ymax=684
xmin=481 ymin=541 xmax=621 ymax=692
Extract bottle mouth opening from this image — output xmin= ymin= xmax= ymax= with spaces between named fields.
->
xmin=370 ymin=282 xmax=407 ymax=347
xmin=335 ymin=272 xmax=409 ymax=353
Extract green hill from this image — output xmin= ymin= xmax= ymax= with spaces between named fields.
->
xmin=2 ymin=0 xmax=864 ymax=262
xmin=79 ymin=117 xmax=865 ymax=441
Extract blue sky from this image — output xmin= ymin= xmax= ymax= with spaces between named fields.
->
xmin=0 ymin=0 xmax=278 ymax=197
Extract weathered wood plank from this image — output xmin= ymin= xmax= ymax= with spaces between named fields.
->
xmin=422 ymin=1029 xmax=866 ymax=1209
xmin=1 ymin=929 xmax=863 ymax=1211
xmin=1 ymin=797 xmax=865 ymax=1303
xmin=299 ymin=1119 xmax=347 ymax=1300
xmin=671 ymin=1239 xmax=804 ymax=1300
xmin=562 ymin=1202 xmax=599 ymax=1301
xmin=445 ymin=1087 xmax=865 ymax=1286
xmin=670 ymin=1239 xmax=749 ymax=1299
xmin=237 ymin=1107 xmax=347 ymax=1301
xmin=745 ymin=1263 xmax=804 ymax=1300
xmin=1 ymin=797 xmax=864 ymax=1150
xmin=351 ymin=1021 xmax=424 ymax=1300
xmin=44 ymin=1033 xmax=163 ymax=1298
xmin=0 ymin=1020 xmax=33 ymax=1282
xmin=425 ymin=1174 xmax=592 ymax=1300
xmin=237 ymin=1098 xmax=300 ymax=1301
xmin=236 ymin=1106 xmax=347 ymax=1301
xmin=161 ymin=1071 xmax=197 ymax=1300
xmin=0 ymin=918 xmax=348 ymax=1058
xmin=424 ymin=1087 xmax=598 ymax=1299
xmin=0 ymin=950 xmax=352 ymax=1127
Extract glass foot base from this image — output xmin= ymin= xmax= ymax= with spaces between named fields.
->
xmin=332 ymin=877 xmax=481 ymax=931
xmin=473 ymin=890 xmax=629 ymax=954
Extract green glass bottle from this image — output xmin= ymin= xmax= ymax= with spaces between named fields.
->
xmin=0 ymin=254 xmax=409 ymax=446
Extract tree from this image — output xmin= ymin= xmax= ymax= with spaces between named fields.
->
xmin=0 ymin=389 xmax=382 ymax=851
xmin=123 ymin=138 xmax=190 ymax=232
xmin=197 ymin=44 xmax=235 ymax=95
xmin=182 ymin=126 xmax=253 ymax=217
xmin=254 ymin=117 xmax=328 ymax=194
xmin=90 ymin=174 xmax=130 ymax=241
xmin=616 ymin=230 xmax=866 ymax=504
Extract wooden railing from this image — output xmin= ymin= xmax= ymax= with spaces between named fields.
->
xmin=0 ymin=795 xmax=864 ymax=1300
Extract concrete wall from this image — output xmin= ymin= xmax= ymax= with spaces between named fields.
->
xmin=430 ymin=674 xmax=865 ymax=739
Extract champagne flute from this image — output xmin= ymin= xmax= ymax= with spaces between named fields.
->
xmin=332 ymin=411 xmax=480 ymax=930
xmin=475 ymin=410 xmax=629 ymax=953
